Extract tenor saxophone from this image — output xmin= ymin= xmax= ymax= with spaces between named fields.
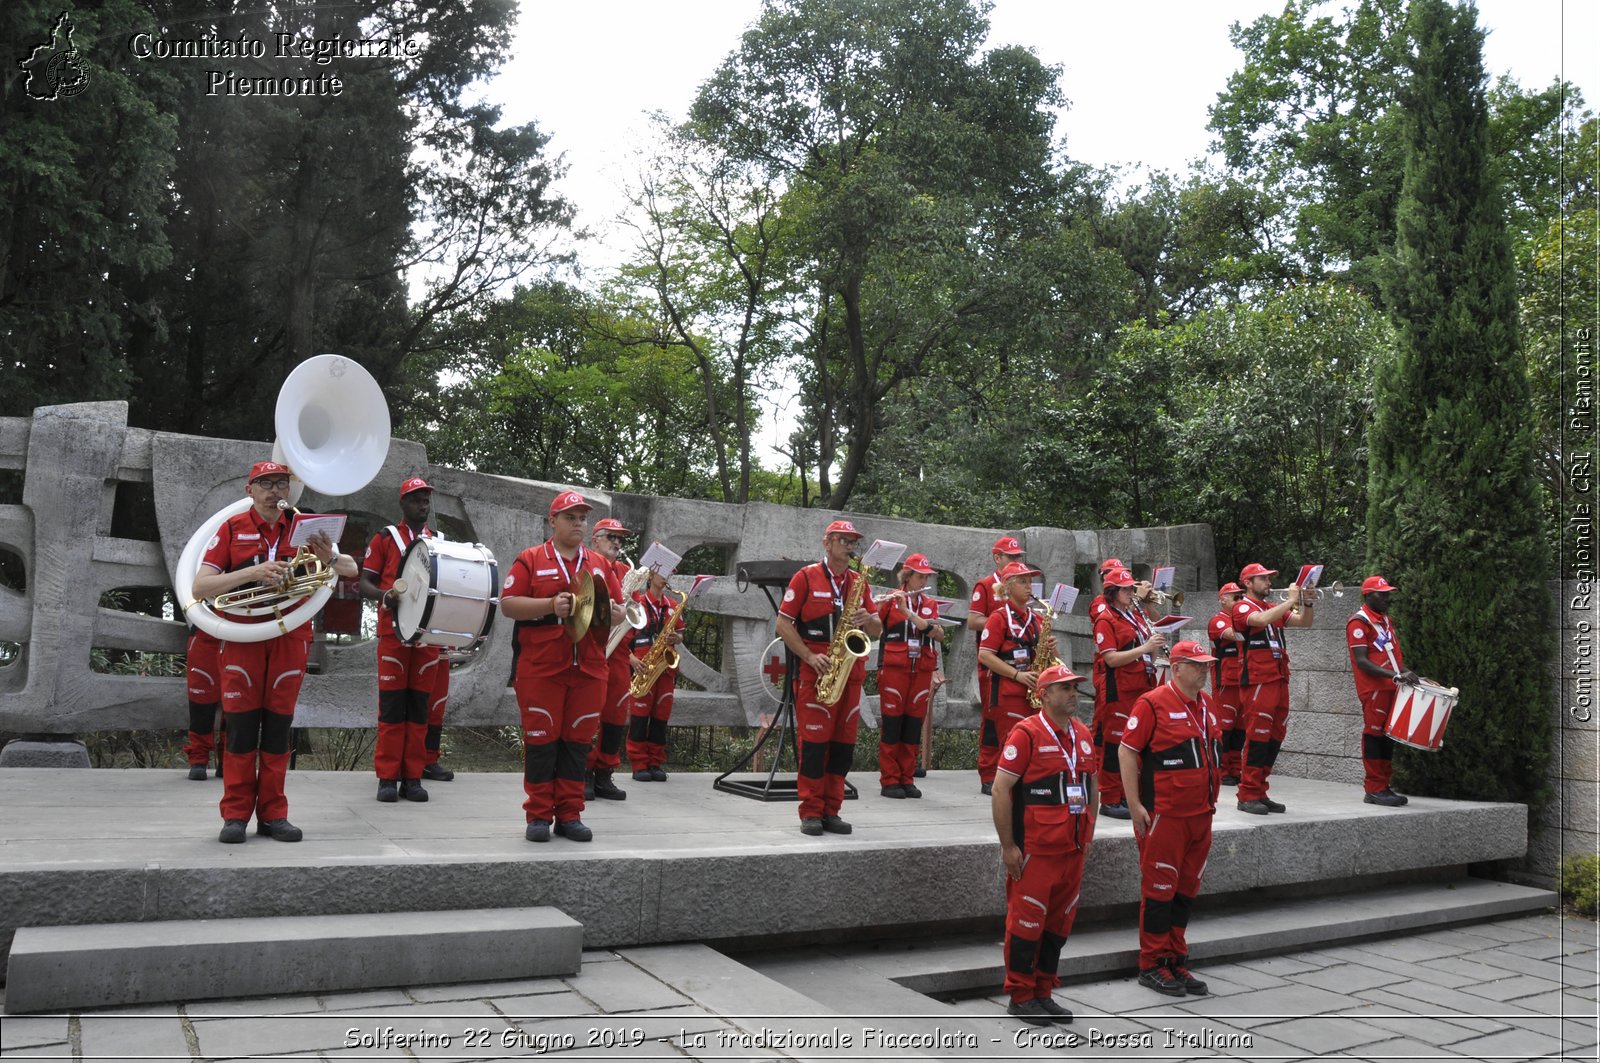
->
xmin=816 ymin=558 xmax=872 ymax=706
xmin=1026 ymin=597 xmax=1060 ymax=711
xmin=628 ymin=588 xmax=690 ymax=698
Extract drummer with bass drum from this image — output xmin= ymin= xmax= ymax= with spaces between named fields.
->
xmin=1346 ymin=575 xmax=1418 ymax=807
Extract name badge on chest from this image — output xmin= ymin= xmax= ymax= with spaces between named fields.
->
xmin=1065 ymin=784 xmax=1087 ymax=814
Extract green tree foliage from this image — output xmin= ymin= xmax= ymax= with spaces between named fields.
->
xmin=1368 ymin=0 xmax=1552 ymax=804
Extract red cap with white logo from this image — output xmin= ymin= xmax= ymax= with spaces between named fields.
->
xmin=248 ymin=461 xmax=290 ymax=483
xmin=399 ymin=476 xmax=432 ymax=497
xmin=993 ymin=535 xmax=1024 ymax=555
xmin=593 ymin=518 xmax=630 ymax=535
xmin=825 ymin=519 xmax=862 ymax=539
xmin=549 ymin=491 xmax=592 ymax=517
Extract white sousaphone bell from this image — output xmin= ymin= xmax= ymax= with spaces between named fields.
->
xmin=177 ymin=355 xmax=391 ymax=642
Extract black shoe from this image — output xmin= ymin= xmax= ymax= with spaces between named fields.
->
xmin=1220 ymin=774 xmax=1240 ymax=786
xmin=821 ymin=815 xmax=852 ymax=835
xmin=1035 ymin=996 xmax=1074 ymax=1024
xmin=981 ymin=782 xmax=993 ymax=796
xmin=1167 ymin=960 xmax=1208 ymax=995
xmin=400 ymin=779 xmax=429 ymax=802
xmin=1264 ymin=797 xmax=1286 ymax=813
xmin=800 ymin=817 xmax=824 ymax=836
xmin=187 ymin=764 xmax=208 ymax=781
xmin=649 ymin=767 xmax=667 ymax=782
xmin=376 ymin=779 xmax=399 ymax=803
xmin=1006 ymin=999 xmax=1054 ymax=1026
xmin=1099 ymin=802 xmax=1131 ymax=820
xmin=257 ymin=818 xmax=303 ymax=842
xmin=421 ymin=761 xmax=455 ymax=782
xmin=583 ymin=771 xmax=596 ymax=801
xmin=1137 ymin=965 xmax=1186 ymax=996
xmin=554 ymin=819 xmax=593 ymax=842
xmin=632 ymin=769 xmax=653 ymax=782
xmin=902 ymin=784 xmax=923 ymax=799
xmin=913 ymin=766 xmax=927 ymax=778
xmin=881 ymin=785 xmax=907 ymax=799
xmin=1237 ymin=798 xmax=1270 ymax=815
xmin=219 ymin=819 xmax=247 ymax=844
xmin=592 ymin=771 xmax=627 ymax=800
xmin=525 ymin=820 xmax=550 ymax=843
xmin=1364 ymin=789 xmax=1407 ymax=807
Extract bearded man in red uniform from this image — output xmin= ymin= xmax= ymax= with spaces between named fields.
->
xmin=875 ymin=552 xmax=944 ymax=798
xmin=500 ymin=491 xmax=614 ymax=843
xmin=991 ymin=663 xmax=1097 ymax=1026
xmin=967 ymin=536 xmax=1025 ymax=787
xmin=1206 ymin=582 xmax=1246 ymax=785
xmin=1119 ymin=640 xmax=1223 ymax=997
xmin=1092 ymin=568 xmax=1166 ymax=818
xmin=586 ymin=517 xmax=634 ymax=801
xmin=359 ymin=476 xmax=448 ymax=803
xmin=1347 ymin=575 xmax=1417 ymax=807
xmin=192 ymin=461 xmax=359 ymax=844
xmin=977 ymin=561 xmax=1053 ymax=797
xmin=1233 ymin=562 xmax=1315 ymax=814
xmin=775 ymin=519 xmax=883 ymax=836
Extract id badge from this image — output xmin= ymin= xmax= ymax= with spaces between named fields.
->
xmin=907 ymin=637 xmax=922 ymax=655
xmin=1014 ymin=649 xmax=1031 ymax=666
xmin=1065 ymin=784 xmax=1087 ymax=814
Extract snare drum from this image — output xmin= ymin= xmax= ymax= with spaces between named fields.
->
xmin=393 ymin=539 xmax=500 ymax=652
xmin=1384 ymin=680 xmax=1460 ymax=751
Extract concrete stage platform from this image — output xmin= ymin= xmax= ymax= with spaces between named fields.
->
xmin=0 ymin=768 xmax=1531 ymax=972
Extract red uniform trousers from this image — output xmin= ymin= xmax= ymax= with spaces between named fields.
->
xmin=374 ymin=635 xmax=443 ymax=780
xmin=588 ymin=651 xmax=632 ymax=772
xmin=626 ymin=668 xmax=675 ymax=770
xmin=982 ymin=696 xmax=1030 ymax=786
xmin=1359 ymin=688 xmax=1398 ymax=794
xmin=1094 ymin=695 xmax=1139 ymax=806
xmin=1215 ymin=684 xmax=1244 ymax=778
xmin=425 ymin=655 xmax=450 ymax=768
xmin=1238 ymin=679 xmax=1290 ymax=801
xmin=183 ymin=630 xmax=223 ymax=768
xmin=877 ymin=662 xmax=932 ymax=788
xmin=514 ymin=670 xmax=604 ymax=824
xmin=1003 ymin=850 xmax=1087 ymax=1002
xmin=794 ymin=657 xmax=863 ymax=821
xmin=218 ymin=636 xmax=308 ymax=823
xmin=1135 ymin=811 xmax=1213 ymax=970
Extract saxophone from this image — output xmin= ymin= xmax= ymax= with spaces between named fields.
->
xmin=816 ymin=557 xmax=872 ymax=706
xmin=628 ymin=588 xmax=689 ymax=698
xmin=1026 ymin=597 xmax=1060 ymax=711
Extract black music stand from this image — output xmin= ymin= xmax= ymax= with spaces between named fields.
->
xmin=713 ymin=560 xmax=859 ymax=803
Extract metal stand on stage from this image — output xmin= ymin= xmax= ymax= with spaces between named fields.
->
xmin=713 ymin=560 xmax=859 ymax=803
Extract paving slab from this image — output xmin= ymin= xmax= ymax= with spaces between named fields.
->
xmin=76 ymin=1013 xmax=192 ymax=1061
xmin=1455 ymin=971 xmax=1570 ymax=1002
xmin=1445 ymin=1024 xmax=1570 ymax=1058
xmin=563 ymin=958 xmax=694 ymax=1013
xmin=1351 ymin=1011 xmax=1509 ymax=1045
xmin=1287 ymin=962 xmax=1407 ymax=994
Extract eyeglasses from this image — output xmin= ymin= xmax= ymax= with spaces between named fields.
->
xmin=253 ymin=479 xmax=291 ymax=491
xmin=596 ymin=533 xmax=628 ymax=543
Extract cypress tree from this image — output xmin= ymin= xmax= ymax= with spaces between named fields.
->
xmin=1367 ymin=0 xmax=1553 ymax=804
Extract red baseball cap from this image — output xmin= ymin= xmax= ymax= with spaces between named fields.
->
xmin=1169 ymin=640 xmax=1218 ymax=664
xmin=399 ymin=476 xmax=432 ymax=497
xmin=902 ymin=552 xmax=936 ymax=574
xmin=549 ymin=490 xmax=592 ymax=517
xmin=248 ymin=461 xmax=290 ymax=483
xmin=1361 ymin=575 xmax=1398 ymax=594
xmin=992 ymin=535 xmax=1024 ymax=555
xmin=1037 ymin=663 xmax=1087 ymax=689
xmin=1103 ymin=568 xmax=1136 ymax=588
xmin=1099 ymin=557 xmax=1126 ymax=574
xmin=1218 ymin=582 xmax=1244 ymax=596
xmin=592 ymin=518 xmax=631 ymax=535
xmin=1239 ymin=563 xmax=1278 ymax=581
xmin=999 ymin=561 xmax=1041 ymax=581
xmin=825 ymin=519 xmax=863 ymax=539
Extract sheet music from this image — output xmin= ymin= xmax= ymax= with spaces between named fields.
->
xmin=1152 ymin=565 xmax=1175 ymax=592
xmin=861 ymin=539 xmax=906 ymax=570
xmin=1296 ymin=563 xmax=1324 ymax=589
xmin=1150 ymin=614 xmax=1192 ymax=635
xmin=1048 ymin=583 xmax=1079 ymax=614
xmin=639 ymin=540 xmax=682 ymax=578
xmin=288 ymin=514 xmax=345 ymax=549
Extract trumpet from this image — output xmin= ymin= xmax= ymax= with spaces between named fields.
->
xmin=211 ymin=501 xmax=336 ymax=614
xmin=1270 ymin=581 xmax=1344 ymax=615
xmin=1148 ymin=587 xmax=1185 ymax=610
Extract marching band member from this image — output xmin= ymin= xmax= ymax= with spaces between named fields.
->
xmin=1233 ymin=562 xmax=1315 ymax=815
xmin=586 ymin=517 xmax=634 ymax=801
xmin=1119 ymin=640 xmax=1223 ymax=997
xmin=358 ymin=476 xmax=447 ymax=804
xmin=626 ymin=568 xmax=686 ymax=781
xmin=1093 ymin=568 xmax=1166 ymax=819
xmin=991 ymin=663 xmax=1097 ymax=1026
xmin=977 ymin=561 xmax=1052 ymax=797
xmin=1089 ymin=558 xmax=1156 ymax=623
xmin=969 ymin=536 xmax=1025 ymax=789
xmin=775 ymin=519 xmax=883 ymax=837
xmin=192 ymin=460 xmax=358 ymax=843
xmin=875 ymin=552 xmax=945 ymax=799
xmin=500 ymin=491 xmax=613 ymax=843
xmin=1347 ymin=576 xmax=1417 ymax=807
xmin=181 ymin=628 xmax=222 ymax=780
xmin=1207 ymin=582 xmax=1247 ymax=785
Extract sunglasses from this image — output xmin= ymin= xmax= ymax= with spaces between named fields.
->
xmin=596 ymin=533 xmax=628 ymax=543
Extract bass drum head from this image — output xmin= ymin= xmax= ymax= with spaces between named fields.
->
xmin=394 ymin=537 xmax=436 ymax=642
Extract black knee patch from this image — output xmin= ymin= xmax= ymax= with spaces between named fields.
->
xmin=1143 ymin=898 xmax=1174 ymax=935
xmin=981 ymin=718 xmax=998 ymax=748
xmin=1265 ymin=738 xmax=1282 ymax=767
xmin=900 ymin=714 xmax=923 ymax=746
xmin=827 ymin=741 xmax=854 ymax=776
xmin=880 ymin=713 xmax=904 ymax=745
xmin=555 ymin=740 xmax=589 ymax=781
xmin=426 ymin=724 xmax=443 ymax=753
xmin=225 ymin=710 xmax=262 ymax=755
xmin=524 ymin=741 xmax=558 ymax=785
xmin=188 ymin=701 xmax=220 ymax=736
xmin=1101 ymin=741 xmax=1121 ymax=774
xmin=1007 ymin=932 xmax=1041 ymax=975
xmin=405 ymin=688 xmax=430 ymax=726
xmin=599 ymin=721 xmax=625 ymax=756
xmin=1038 ymin=931 xmax=1066 ymax=975
xmin=1362 ymin=733 xmax=1394 ymax=761
xmin=1226 ymin=728 xmax=1246 ymax=752
xmin=647 ymin=717 xmax=669 ymax=747
xmin=628 ymin=715 xmax=650 ymax=743
xmin=259 ymin=711 xmax=293 ymax=756
xmin=1245 ymin=739 xmax=1274 ymax=768
xmin=378 ymin=688 xmax=409 ymax=725
xmin=1172 ymin=893 xmax=1193 ymax=929
xmin=799 ymin=740 xmax=828 ymax=779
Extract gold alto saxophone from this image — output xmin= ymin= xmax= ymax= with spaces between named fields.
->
xmin=1026 ymin=596 xmax=1060 ymax=711
xmin=816 ymin=557 xmax=872 ymax=707
xmin=628 ymin=588 xmax=690 ymax=698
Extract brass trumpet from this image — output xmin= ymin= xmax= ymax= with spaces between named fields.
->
xmin=1148 ymin=587 xmax=1185 ymax=610
xmin=1270 ymin=581 xmax=1343 ymax=616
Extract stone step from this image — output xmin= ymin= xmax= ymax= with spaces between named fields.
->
xmin=4 ymin=906 xmax=582 ymax=1014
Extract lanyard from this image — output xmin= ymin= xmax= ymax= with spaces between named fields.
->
xmin=1359 ymin=606 xmax=1402 ymax=674
xmin=1005 ymin=602 xmax=1034 ymax=641
xmin=1037 ymin=712 xmax=1079 ymax=783
xmin=822 ymin=560 xmax=847 ymax=610
xmin=550 ymin=542 xmax=587 ymax=588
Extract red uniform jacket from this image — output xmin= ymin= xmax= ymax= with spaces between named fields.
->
xmin=361 ymin=523 xmax=443 ymax=639
xmin=998 ymin=711 xmax=1098 ymax=856
xmin=980 ymin=603 xmax=1040 ymax=707
xmin=199 ymin=507 xmax=313 ymax=642
xmin=877 ymin=591 xmax=941 ymax=672
xmin=503 ymin=541 xmax=612 ymax=680
xmin=1234 ymin=595 xmax=1290 ymax=686
xmin=1347 ymin=607 xmax=1404 ymax=698
xmin=1122 ymin=684 xmax=1222 ymax=816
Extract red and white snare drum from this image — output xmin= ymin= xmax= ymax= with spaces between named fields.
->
xmin=1385 ymin=679 xmax=1459 ymax=751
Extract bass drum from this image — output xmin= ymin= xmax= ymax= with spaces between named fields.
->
xmin=393 ymin=538 xmax=500 ymax=653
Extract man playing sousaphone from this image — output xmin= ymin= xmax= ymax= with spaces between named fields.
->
xmin=192 ymin=460 xmax=359 ymax=844
xmin=977 ymin=561 xmax=1056 ymax=797
xmin=775 ymin=519 xmax=884 ymax=837
xmin=1347 ymin=575 xmax=1418 ymax=807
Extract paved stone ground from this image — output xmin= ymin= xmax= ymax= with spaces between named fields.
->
xmin=1 ymin=912 xmax=1593 ymax=1062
